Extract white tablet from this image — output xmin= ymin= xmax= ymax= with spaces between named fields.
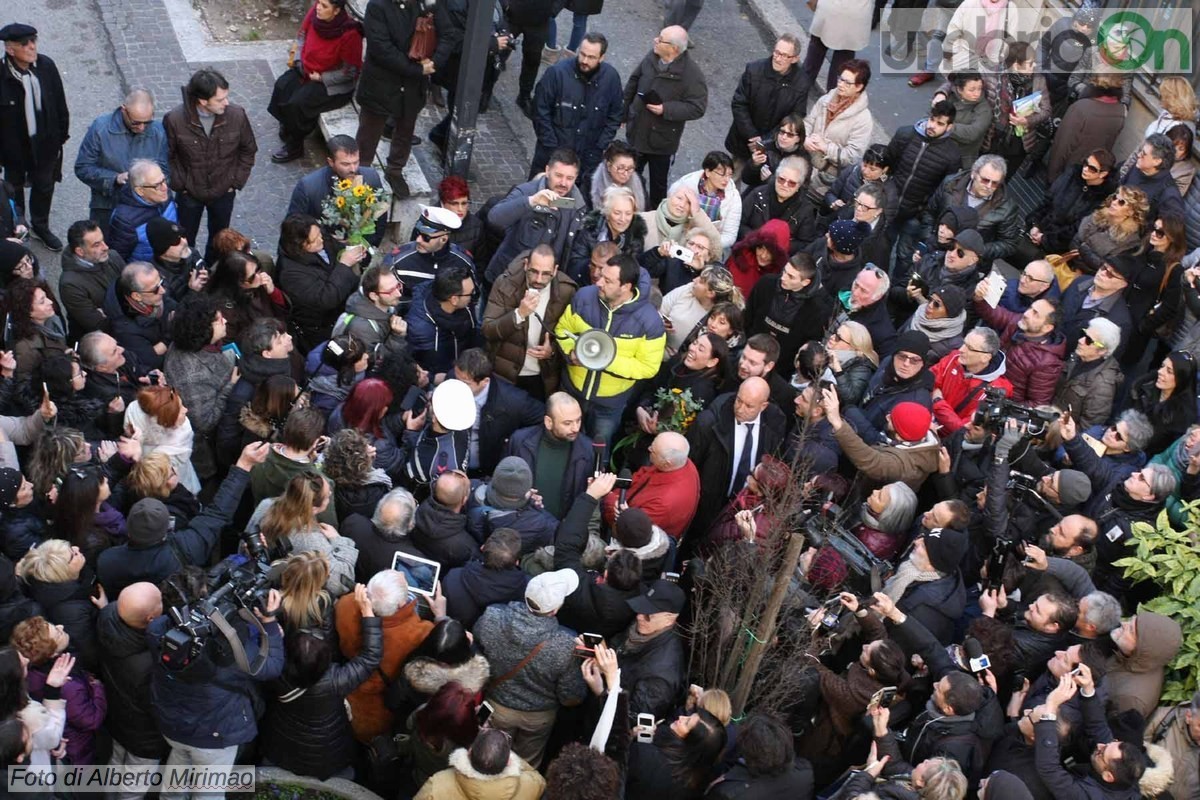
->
xmin=392 ymin=551 xmax=441 ymax=597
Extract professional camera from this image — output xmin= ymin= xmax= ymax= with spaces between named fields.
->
xmin=802 ymin=502 xmax=893 ymax=598
xmin=972 ymin=387 xmax=1060 ymax=437
xmin=160 ymin=532 xmax=278 ymax=675
xmin=984 ymin=536 xmax=1026 ymax=592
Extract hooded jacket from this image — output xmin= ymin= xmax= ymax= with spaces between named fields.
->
xmin=1106 ymin=612 xmax=1184 ymax=718
xmin=163 ymin=86 xmax=257 ymax=202
xmin=405 ymin=278 xmax=482 ymax=376
xmin=744 ymin=270 xmax=836 ymax=379
xmin=414 ymin=747 xmax=546 ymax=800
xmin=884 ymin=120 xmax=964 ymax=221
xmin=931 ymin=349 xmax=1014 ymax=435
xmin=552 ymin=493 xmax=640 ymax=637
xmin=108 ymin=183 xmax=179 ymax=263
xmin=727 ymin=219 xmax=791 ymax=299
xmin=1145 ymin=705 xmax=1198 ymax=800
xmin=331 ymin=290 xmax=406 ymax=363
xmin=95 ymin=603 xmax=168 ymax=759
xmin=411 ymin=495 xmax=479 ymax=571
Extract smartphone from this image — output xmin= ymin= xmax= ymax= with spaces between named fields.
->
xmin=908 ymin=272 xmax=928 ymax=292
xmin=749 ymin=140 xmax=766 ymax=154
xmin=915 ymin=242 xmax=930 ymax=256
xmin=477 ymin=700 xmax=494 ymax=727
xmin=663 ymin=571 xmax=681 ymax=583
xmin=636 ymin=713 xmax=656 ymax=743
xmin=869 ymin=686 xmax=899 ymax=709
xmin=399 ymin=385 xmax=424 ymax=414
xmin=550 ymin=196 xmax=577 ymax=209
xmin=670 ymin=244 xmax=695 ymax=263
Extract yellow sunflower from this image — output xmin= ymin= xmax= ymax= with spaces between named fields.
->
xmin=335 ymin=196 xmax=346 ymax=208
xmin=353 ymin=185 xmax=367 ymax=198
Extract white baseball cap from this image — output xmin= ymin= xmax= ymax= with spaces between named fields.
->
xmin=525 ymin=568 xmax=580 ymax=614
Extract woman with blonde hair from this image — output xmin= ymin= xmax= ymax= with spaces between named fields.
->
xmin=122 ymin=451 xmax=199 ymax=531
xmin=1149 ymin=77 xmax=1198 ymax=136
xmin=124 ymin=385 xmax=200 ymax=494
xmin=568 ymin=185 xmax=648 ymax=282
xmin=659 ymin=266 xmax=744 ymax=355
xmin=247 ymin=472 xmax=358 ymax=597
xmin=1072 ymin=186 xmax=1148 ymax=275
xmin=15 ymin=540 xmax=100 ymax=671
xmin=278 ymin=551 xmax=334 ymax=636
xmin=640 ymin=184 xmax=724 ymax=255
xmin=27 ymin=428 xmax=89 ymax=498
xmin=826 ymin=320 xmax=879 ymax=406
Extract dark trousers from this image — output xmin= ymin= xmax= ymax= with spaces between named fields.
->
xmin=357 ymin=100 xmax=421 ymax=191
xmin=89 ymin=206 xmax=113 ymax=240
xmin=5 ymin=157 xmax=59 ymax=231
xmin=802 ymin=36 xmax=856 ymax=93
xmin=177 ymin=190 xmax=236 ymax=263
xmin=514 ymin=373 xmax=548 ymax=402
xmin=663 ymin=0 xmax=704 ymax=29
xmin=636 ymin=151 xmax=674 ymax=209
xmin=508 ymin=20 xmax=550 ymax=101
xmin=268 ymin=68 xmax=352 ymax=144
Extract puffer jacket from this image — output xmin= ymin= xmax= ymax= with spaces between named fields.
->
xmin=531 ymin=58 xmax=624 ymax=173
xmin=724 ymin=58 xmax=810 ymax=160
xmin=414 ymin=748 xmax=545 ymax=800
xmin=261 ymin=615 xmax=382 ymax=779
xmin=552 ymin=493 xmax=639 ymax=637
xmin=277 ymin=249 xmax=359 ymax=356
xmin=1145 ymin=706 xmax=1199 ymax=800
xmin=482 ymin=252 xmax=577 ymax=392
xmin=555 ymin=284 xmax=666 ymax=406
xmin=74 ymin=107 xmax=169 ymax=213
xmin=567 ymin=210 xmax=648 ymax=284
xmin=921 ymin=169 xmax=1023 ymax=264
xmin=738 ymin=182 xmax=818 ymax=247
xmin=405 ymin=279 xmax=481 ymax=376
xmin=884 ymin=121 xmax=963 ymax=220
xmin=622 ymin=50 xmax=708 ymax=157
xmin=95 ymin=604 xmax=167 ymax=760
xmin=107 ymin=184 xmax=179 ymax=263
xmin=667 ymin=170 xmax=741 ymax=252
xmin=163 ymin=87 xmax=256 ymax=202
xmin=930 ymin=350 xmax=1014 ymax=435
xmin=974 ymin=300 xmax=1067 ymax=405
xmin=804 ymin=89 xmax=874 ymax=199
xmin=727 ymin=219 xmax=791 ymax=299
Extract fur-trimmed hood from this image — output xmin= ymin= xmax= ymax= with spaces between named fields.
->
xmin=1140 ymin=741 xmax=1174 ymax=797
xmin=403 ymin=653 xmax=490 ymax=696
xmin=447 ymin=747 xmax=522 ymax=782
xmin=605 ymin=523 xmax=671 ymax=562
xmin=427 ymin=746 xmax=544 ymax=800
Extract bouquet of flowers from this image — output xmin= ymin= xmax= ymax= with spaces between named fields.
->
xmin=610 ymin=387 xmax=705 ymax=467
xmin=320 ymin=176 xmax=391 ymax=252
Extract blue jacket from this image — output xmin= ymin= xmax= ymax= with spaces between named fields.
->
xmin=404 ymin=279 xmax=481 ymax=376
xmin=74 ymin=108 xmax=169 ymax=212
xmin=484 ymin=177 xmax=588 ymax=284
xmin=102 ymin=282 xmax=177 ymax=373
xmin=108 ymin=183 xmax=179 ymax=262
xmin=465 ymin=488 xmax=560 ymax=555
xmin=287 ymin=166 xmax=387 ymax=247
xmin=146 ymin=613 xmax=284 ymax=748
xmin=532 ymin=59 xmax=624 ymax=171
xmin=504 ymin=424 xmax=595 ymax=518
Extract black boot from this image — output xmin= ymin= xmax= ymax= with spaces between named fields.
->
xmin=271 ymin=141 xmax=304 ymax=163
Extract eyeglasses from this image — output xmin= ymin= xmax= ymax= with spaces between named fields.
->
xmin=894 ymin=352 xmax=924 ymax=365
xmin=836 ymin=76 xmax=859 ymax=86
xmin=1108 ymin=194 xmax=1128 ymax=206
xmin=975 ymin=174 xmax=1001 ymax=187
xmin=685 ymin=239 xmax=709 ymax=251
xmin=777 ymin=128 xmax=800 ymax=138
xmin=1020 ymin=270 xmax=1051 ymax=284
xmin=776 ymin=176 xmax=800 ymax=188
xmin=138 ymin=178 xmax=167 ymax=190
xmin=829 ymin=330 xmax=846 ymax=343
xmin=707 ymin=169 xmax=733 ymax=179
xmin=854 ymin=200 xmax=879 ymax=212
xmin=610 ymin=162 xmax=636 ymax=174
xmin=1108 ymin=424 xmax=1125 ymax=443
xmin=1082 ymin=333 xmax=1106 ymax=349
xmin=772 ymin=49 xmax=797 ymax=59
xmin=962 ymin=343 xmax=991 ymax=354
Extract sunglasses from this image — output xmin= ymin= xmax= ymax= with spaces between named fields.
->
xmin=1108 ymin=424 xmax=1125 ymax=443
xmin=1082 ymin=333 xmax=1106 ymax=349
xmin=975 ymin=175 xmax=1001 ymax=186
xmin=1081 ymin=161 xmax=1102 ymax=173
xmin=952 ymin=246 xmax=973 ymax=259
xmin=1108 ymin=195 xmax=1129 ymax=206
xmin=929 ymin=297 xmax=944 ymax=309
xmin=1151 ymin=225 xmax=1166 ymax=236
xmin=776 ymin=176 xmax=800 ymax=188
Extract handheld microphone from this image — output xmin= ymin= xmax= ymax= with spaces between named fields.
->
xmin=593 ymin=442 xmax=606 ymax=476
xmin=617 ymin=468 xmax=631 ymax=507
xmin=964 ymin=636 xmax=991 ymax=674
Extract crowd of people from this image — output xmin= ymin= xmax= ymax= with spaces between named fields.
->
xmin=0 ymin=0 xmax=1199 ymax=798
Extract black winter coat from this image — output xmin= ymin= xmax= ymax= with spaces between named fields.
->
xmin=339 ymin=513 xmax=430 ymax=584
xmin=898 ymin=571 xmax=966 ymax=647
xmin=724 ymin=59 xmax=812 ymax=160
xmin=707 ymin=760 xmax=816 ymax=800
xmin=102 ymin=282 xmax=177 ymax=373
xmin=0 ymin=507 xmax=45 ymax=562
xmin=622 ymin=51 xmax=708 ymax=156
xmin=96 ymin=604 xmax=168 ymax=759
xmin=441 ymin=560 xmax=529 ymax=629
xmin=921 ymin=170 xmax=1023 ymax=265
xmin=884 ymin=123 xmax=963 ymax=220
xmin=552 ymin=493 xmax=639 ymax=637
xmin=355 ymin=0 xmax=428 ymax=118
xmin=277 ymin=250 xmax=358 ymax=356
xmin=262 ymin=616 xmax=382 ymax=779
xmin=23 ymin=574 xmax=100 ymax=672
xmin=744 ymin=272 xmax=836 ymax=380
xmin=476 ymin=377 xmax=545 ymax=475
xmin=739 ymin=182 xmax=818 ymax=247
xmin=533 ymin=59 xmax=625 ymax=172
xmin=0 ymin=54 xmax=70 ymax=173
xmin=1029 ymin=166 xmax=1116 ymax=255
xmin=567 ymin=211 xmax=647 ymax=285
xmin=611 ymin=625 xmax=687 ymax=724
xmin=410 ymin=496 xmax=479 ymax=570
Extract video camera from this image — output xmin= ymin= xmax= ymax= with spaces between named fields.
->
xmin=802 ymin=501 xmax=893 ymax=599
xmin=972 ymin=387 xmax=1059 ymax=437
xmin=160 ymin=532 xmax=279 ymax=676
xmin=984 ymin=536 xmax=1026 ymax=592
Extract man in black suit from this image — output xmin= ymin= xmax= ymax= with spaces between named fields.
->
xmin=452 ymin=348 xmax=546 ymax=477
xmin=684 ymin=376 xmax=787 ymax=546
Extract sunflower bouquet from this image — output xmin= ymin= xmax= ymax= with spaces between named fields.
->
xmin=320 ymin=176 xmax=391 ymax=251
xmin=609 ymin=387 xmax=705 ymax=468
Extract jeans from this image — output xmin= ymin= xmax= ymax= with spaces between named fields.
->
xmin=547 ymin=12 xmax=589 ymax=52
xmin=176 ymin=190 xmax=236 ymax=264
xmin=160 ymin=737 xmax=238 ymax=800
xmin=108 ymin=742 xmax=160 ymax=800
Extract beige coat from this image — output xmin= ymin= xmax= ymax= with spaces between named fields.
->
xmin=809 ymin=0 xmax=875 ymax=51
xmin=415 ymin=748 xmax=545 ymax=800
xmin=1145 ymin=706 xmax=1198 ymax=800
xmin=804 ymin=89 xmax=875 ymax=200
xmin=638 ymin=209 xmax=724 ymax=258
xmin=943 ymin=0 xmax=1045 ymax=75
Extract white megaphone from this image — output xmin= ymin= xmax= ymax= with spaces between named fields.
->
xmin=574 ymin=329 xmax=617 ymax=371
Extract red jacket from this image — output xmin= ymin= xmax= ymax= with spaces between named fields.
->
xmin=974 ymin=299 xmax=1067 ymax=405
xmin=930 ymin=350 xmax=1013 ymax=435
xmin=725 ymin=218 xmax=791 ymax=299
xmin=601 ymin=460 xmax=701 ymax=539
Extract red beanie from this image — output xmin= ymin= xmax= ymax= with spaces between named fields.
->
xmin=890 ymin=402 xmax=932 ymax=442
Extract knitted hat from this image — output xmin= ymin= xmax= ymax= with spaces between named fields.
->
xmin=486 ymin=456 xmax=532 ymax=509
xmin=893 ymin=330 xmax=931 ymax=362
xmin=922 ymin=526 xmax=969 ymax=573
xmin=938 ymin=206 xmax=979 ymax=234
xmin=127 ymin=498 xmax=171 ymax=545
xmin=954 ymin=229 xmax=986 ymax=256
xmin=931 ymin=285 xmax=966 ymax=318
xmin=889 ymin=402 xmax=932 ymax=442
xmin=1105 ymin=254 xmax=1137 ymax=282
xmin=525 ymin=568 xmax=579 ymax=614
xmin=0 ymin=240 xmax=31 ymax=283
xmin=1056 ymin=469 xmax=1092 ymax=507
xmin=827 ymin=220 xmax=871 ymax=255
xmin=983 ymin=771 xmax=1033 ymax=800
xmin=615 ymin=507 xmax=653 ymax=548
xmin=0 ymin=469 xmax=21 ymax=507
xmin=146 ymin=217 xmax=185 ymax=256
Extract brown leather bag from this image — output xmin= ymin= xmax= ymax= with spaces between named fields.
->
xmin=408 ymin=13 xmax=437 ymax=62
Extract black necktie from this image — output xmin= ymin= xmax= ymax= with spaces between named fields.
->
xmin=732 ymin=422 xmax=755 ymax=496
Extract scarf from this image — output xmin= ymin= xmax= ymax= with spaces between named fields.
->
xmin=126 ymin=295 xmax=164 ymax=319
xmin=7 ymin=59 xmax=41 ymax=138
xmin=993 ymin=70 xmax=1032 ymax=131
xmin=34 ymin=316 xmax=67 ymax=343
xmin=654 ymin=199 xmax=689 ymax=243
xmin=825 ymin=91 xmax=856 ymax=126
xmin=909 ymin=304 xmax=965 ymax=343
xmin=624 ymin=620 xmax=670 ymax=651
xmin=1108 ymin=483 xmax=1158 ymax=516
xmin=309 ymin=5 xmax=361 ymax=39
xmin=882 ymin=557 xmax=943 ymax=604
xmin=696 ymin=175 xmax=723 ymax=222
